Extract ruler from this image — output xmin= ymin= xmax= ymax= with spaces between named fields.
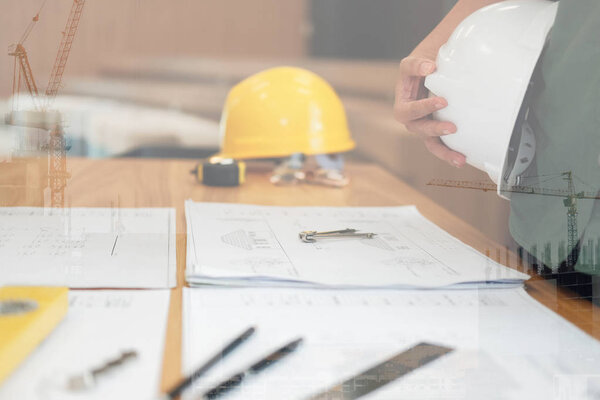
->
xmin=307 ymin=342 xmax=453 ymax=400
xmin=0 ymin=287 xmax=68 ymax=384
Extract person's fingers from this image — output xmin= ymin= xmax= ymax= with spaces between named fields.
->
xmin=424 ymin=137 xmax=466 ymax=167
xmin=404 ymin=119 xmax=457 ymax=137
xmin=416 ymin=79 xmax=430 ymax=101
xmin=394 ymin=96 xmax=447 ymax=123
xmin=395 ymin=57 xmax=436 ymax=102
xmin=395 ymin=57 xmax=462 ymax=168
xmin=396 ymin=77 xmax=418 ymax=101
xmin=399 ymin=57 xmax=436 ymax=78
xmin=395 ymin=75 xmax=424 ymax=103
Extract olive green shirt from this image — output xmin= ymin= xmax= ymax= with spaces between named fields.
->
xmin=509 ymin=0 xmax=600 ymax=274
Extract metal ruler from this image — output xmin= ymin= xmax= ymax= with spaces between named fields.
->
xmin=307 ymin=342 xmax=453 ymax=400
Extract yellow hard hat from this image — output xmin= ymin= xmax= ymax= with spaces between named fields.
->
xmin=217 ymin=66 xmax=355 ymax=159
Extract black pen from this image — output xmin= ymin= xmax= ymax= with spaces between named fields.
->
xmin=156 ymin=326 xmax=256 ymax=400
xmin=203 ymin=337 xmax=304 ymax=399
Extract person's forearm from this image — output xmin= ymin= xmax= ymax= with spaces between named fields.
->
xmin=414 ymin=0 xmax=506 ymax=59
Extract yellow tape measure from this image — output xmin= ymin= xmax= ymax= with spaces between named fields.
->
xmin=191 ymin=159 xmax=246 ymax=187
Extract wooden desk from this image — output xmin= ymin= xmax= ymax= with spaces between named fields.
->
xmin=7 ymin=157 xmax=600 ymax=393
xmin=62 ymin=56 xmax=513 ymax=251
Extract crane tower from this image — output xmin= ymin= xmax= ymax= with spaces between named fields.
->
xmin=7 ymin=0 xmax=86 ymax=208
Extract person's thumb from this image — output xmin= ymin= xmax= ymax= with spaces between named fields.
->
xmin=399 ymin=57 xmax=436 ymax=77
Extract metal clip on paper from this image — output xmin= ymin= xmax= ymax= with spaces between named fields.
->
xmin=299 ymin=229 xmax=376 ymax=243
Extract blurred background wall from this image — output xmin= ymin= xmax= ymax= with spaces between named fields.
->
xmin=0 ymin=0 xmax=308 ymax=97
xmin=309 ymin=1 xmax=448 ymax=60
xmin=0 ymin=0 xmax=459 ymax=97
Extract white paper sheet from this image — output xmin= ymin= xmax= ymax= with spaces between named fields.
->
xmin=0 ymin=289 xmax=171 ymax=400
xmin=182 ymin=287 xmax=600 ymax=400
xmin=0 ymin=207 xmax=176 ymax=288
xmin=185 ymin=201 xmax=529 ymax=289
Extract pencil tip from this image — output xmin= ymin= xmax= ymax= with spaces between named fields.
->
xmin=290 ymin=337 xmax=304 ymax=349
xmin=243 ymin=326 xmax=256 ymax=338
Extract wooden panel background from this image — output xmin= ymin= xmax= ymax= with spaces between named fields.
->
xmin=0 ymin=0 xmax=308 ymax=96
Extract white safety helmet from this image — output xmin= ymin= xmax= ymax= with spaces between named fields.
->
xmin=425 ymin=0 xmax=559 ymax=198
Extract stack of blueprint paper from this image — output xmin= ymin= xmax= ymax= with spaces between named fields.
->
xmin=185 ymin=201 xmax=529 ymax=289
xmin=182 ymin=287 xmax=600 ymax=400
xmin=0 ymin=207 xmax=177 ymax=288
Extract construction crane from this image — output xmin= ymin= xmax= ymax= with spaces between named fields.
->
xmin=428 ymin=172 xmax=600 ymax=268
xmin=45 ymin=0 xmax=86 ymax=108
xmin=45 ymin=0 xmax=86 ymax=208
xmin=7 ymin=0 xmax=86 ymax=208
xmin=8 ymin=9 xmax=41 ymax=112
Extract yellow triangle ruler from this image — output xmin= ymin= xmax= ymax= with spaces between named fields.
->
xmin=0 ymin=287 xmax=69 ymax=384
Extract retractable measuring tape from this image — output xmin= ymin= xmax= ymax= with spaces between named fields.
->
xmin=191 ymin=159 xmax=246 ymax=187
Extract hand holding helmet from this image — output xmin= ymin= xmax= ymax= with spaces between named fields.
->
xmin=425 ymin=0 xmax=558 ymax=197
xmin=393 ymin=0 xmax=513 ymax=168
xmin=393 ymin=55 xmax=464 ymax=168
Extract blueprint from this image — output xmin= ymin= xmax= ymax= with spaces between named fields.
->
xmin=183 ymin=287 xmax=600 ymax=400
xmin=185 ymin=201 xmax=529 ymax=289
xmin=0 ymin=207 xmax=176 ymax=288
